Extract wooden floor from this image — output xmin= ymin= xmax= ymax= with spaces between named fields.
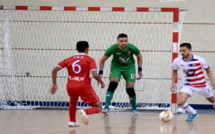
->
xmin=0 ymin=109 xmax=215 ymax=134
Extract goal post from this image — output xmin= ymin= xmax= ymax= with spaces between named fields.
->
xmin=0 ymin=6 xmax=186 ymax=111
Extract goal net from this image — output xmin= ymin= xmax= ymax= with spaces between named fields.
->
xmin=0 ymin=6 xmax=185 ymax=110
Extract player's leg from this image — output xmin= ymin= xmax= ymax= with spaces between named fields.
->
xmin=103 ymin=78 xmax=119 ymax=111
xmin=77 ymin=86 xmax=101 ymax=125
xmin=198 ymin=85 xmax=215 ymax=108
xmin=84 ymin=101 xmax=102 ymax=115
xmin=123 ymin=66 xmax=138 ymax=114
xmin=126 ymin=82 xmax=138 ymax=114
xmin=178 ymin=87 xmax=198 ymax=121
xmin=178 ymin=92 xmax=196 ymax=114
xmin=205 ymin=96 xmax=215 ymax=103
xmin=103 ymin=65 xmax=121 ymax=113
xmin=206 ymin=96 xmax=215 ymax=108
xmin=68 ymin=97 xmax=79 ymax=127
xmin=77 ymin=101 xmax=101 ymax=125
xmin=67 ymin=85 xmax=79 ymax=127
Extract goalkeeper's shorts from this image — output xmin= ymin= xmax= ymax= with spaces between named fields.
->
xmin=109 ymin=64 xmax=136 ymax=82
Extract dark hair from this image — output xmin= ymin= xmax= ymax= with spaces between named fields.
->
xmin=117 ymin=33 xmax=128 ymax=39
xmin=180 ymin=43 xmax=192 ymax=49
xmin=76 ymin=41 xmax=89 ymax=52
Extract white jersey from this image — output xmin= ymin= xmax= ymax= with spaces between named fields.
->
xmin=172 ymin=54 xmax=209 ymax=88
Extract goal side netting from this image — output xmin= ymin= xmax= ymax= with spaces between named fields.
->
xmin=0 ymin=7 xmax=185 ymax=110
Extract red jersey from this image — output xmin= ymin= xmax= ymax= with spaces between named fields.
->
xmin=57 ymin=53 xmax=97 ymax=86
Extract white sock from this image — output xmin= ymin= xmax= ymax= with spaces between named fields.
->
xmin=212 ymin=101 xmax=215 ymax=108
xmin=180 ymin=102 xmax=196 ymax=114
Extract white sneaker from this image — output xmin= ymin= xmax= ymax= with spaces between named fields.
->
xmin=177 ymin=107 xmax=186 ymax=114
xmin=68 ymin=121 xmax=79 ymax=127
xmin=102 ymin=107 xmax=109 ymax=115
xmin=77 ymin=109 xmax=89 ymax=125
xmin=132 ymin=109 xmax=139 ymax=115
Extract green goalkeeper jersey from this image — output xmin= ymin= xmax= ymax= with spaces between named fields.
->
xmin=104 ymin=43 xmax=140 ymax=66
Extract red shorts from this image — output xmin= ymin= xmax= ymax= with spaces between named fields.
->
xmin=66 ymin=83 xmax=100 ymax=104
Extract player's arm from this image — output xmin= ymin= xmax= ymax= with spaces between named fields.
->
xmin=99 ymin=55 xmax=109 ymax=77
xmin=205 ymin=68 xmax=215 ymax=89
xmin=50 ymin=66 xmax=61 ymax=95
xmin=136 ymin=53 xmax=143 ymax=79
xmin=171 ymin=71 xmax=178 ymax=92
xmin=91 ymin=70 xmax=105 ymax=88
xmin=133 ymin=45 xmax=142 ymax=79
xmin=137 ymin=53 xmax=143 ymax=67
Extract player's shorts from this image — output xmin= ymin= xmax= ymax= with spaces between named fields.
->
xmin=179 ymin=84 xmax=213 ymax=98
xmin=66 ymin=83 xmax=100 ymax=104
xmin=110 ymin=63 xmax=136 ymax=82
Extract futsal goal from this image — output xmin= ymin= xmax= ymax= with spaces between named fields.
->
xmin=0 ymin=6 xmax=186 ymax=113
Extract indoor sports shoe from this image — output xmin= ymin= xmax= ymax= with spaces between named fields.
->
xmin=77 ymin=109 xmax=89 ymax=125
xmin=68 ymin=121 xmax=79 ymax=127
xmin=102 ymin=107 xmax=109 ymax=115
xmin=186 ymin=112 xmax=199 ymax=122
xmin=177 ymin=107 xmax=186 ymax=114
xmin=132 ymin=109 xmax=139 ymax=115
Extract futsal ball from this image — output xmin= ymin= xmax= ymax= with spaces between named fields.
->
xmin=159 ymin=110 xmax=173 ymax=122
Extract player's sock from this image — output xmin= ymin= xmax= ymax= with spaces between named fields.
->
xmin=126 ymin=87 xmax=137 ymax=110
xmin=130 ymin=96 xmax=137 ymax=110
xmin=180 ymin=102 xmax=196 ymax=114
xmin=83 ymin=107 xmax=101 ymax=115
xmin=69 ymin=102 xmax=77 ymax=122
xmin=212 ymin=101 xmax=215 ymax=108
xmin=105 ymin=91 xmax=114 ymax=109
xmin=104 ymin=82 xmax=118 ymax=109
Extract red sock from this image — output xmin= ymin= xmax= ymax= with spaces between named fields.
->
xmin=83 ymin=107 xmax=101 ymax=115
xmin=69 ymin=102 xmax=77 ymax=122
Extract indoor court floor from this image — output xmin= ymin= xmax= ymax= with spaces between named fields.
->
xmin=0 ymin=109 xmax=215 ymax=134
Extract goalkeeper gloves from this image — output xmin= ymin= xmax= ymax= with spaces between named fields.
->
xmin=137 ymin=66 xmax=143 ymax=80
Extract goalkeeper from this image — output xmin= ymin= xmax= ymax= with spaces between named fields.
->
xmin=99 ymin=33 xmax=143 ymax=115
